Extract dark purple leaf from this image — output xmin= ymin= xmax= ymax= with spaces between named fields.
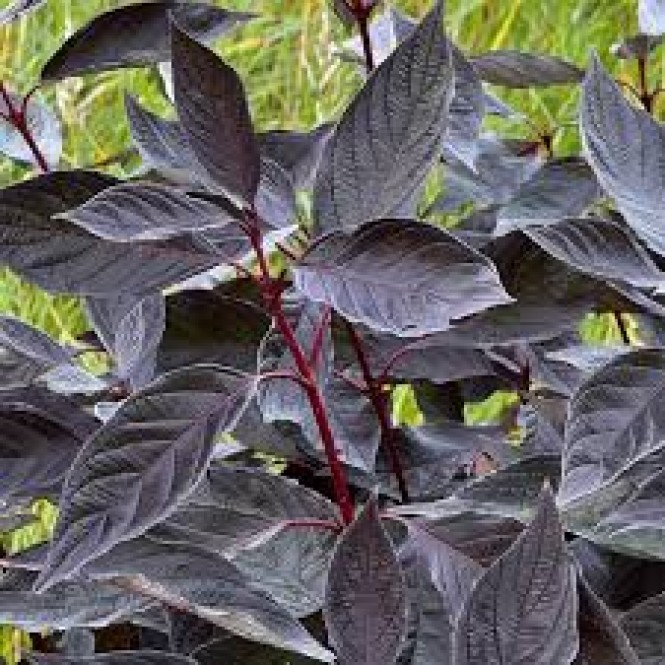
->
xmin=124 ymin=94 xmax=202 ymax=186
xmin=158 ymin=282 xmax=269 ymax=374
xmin=34 ymin=365 xmax=257 ymax=592
xmin=470 ymin=50 xmax=584 ymax=88
xmin=259 ymin=125 xmax=333 ymax=189
xmin=86 ymin=293 xmax=165 ymax=389
xmin=0 ymin=315 xmax=71 ymax=388
xmin=433 ymin=137 xmax=543 ymax=213
xmin=41 ymin=2 xmax=253 ymax=80
xmin=0 ymin=171 xmax=221 ymax=296
xmin=314 ymin=0 xmax=453 ymax=233
xmin=149 ymin=464 xmax=337 ymax=558
xmin=0 ymin=568 xmax=147 ymax=631
xmin=399 ymin=525 xmax=482 ymax=665
xmin=233 ymin=525 xmax=338 ymax=618
xmin=621 ymin=591 xmax=665 ymax=664
xmin=453 ymin=486 xmax=579 ymax=665
xmin=0 ymin=387 xmax=97 ymax=504
xmin=293 ymin=219 xmax=512 ymax=337
xmin=573 ymin=577 xmax=640 ymax=665
xmin=411 ymin=513 xmax=523 ymax=567
xmin=59 ymin=183 xmax=239 ymax=242
xmin=524 ymin=217 xmax=665 ymax=289
xmin=83 ymin=538 xmax=334 ymax=662
xmin=56 ymin=628 xmax=96 ymax=657
xmin=580 ymin=53 xmax=665 ymax=257
xmin=639 ymin=0 xmax=665 ymax=35
xmin=191 ymin=635 xmax=320 ymax=665
xmin=495 ymin=158 xmax=600 ymax=234
xmin=325 ymin=496 xmax=407 ymax=665
xmin=560 ymin=349 xmax=665 ymax=506
xmin=171 ymin=21 xmax=260 ymax=205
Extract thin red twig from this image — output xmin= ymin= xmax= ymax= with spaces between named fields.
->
xmin=345 ymin=322 xmax=410 ymax=503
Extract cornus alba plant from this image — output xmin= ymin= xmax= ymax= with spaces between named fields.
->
xmin=6 ymin=0 xmax=665 ymax=663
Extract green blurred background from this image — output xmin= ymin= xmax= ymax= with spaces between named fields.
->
xmin=0 ymin=0 xmax=652 ymax=661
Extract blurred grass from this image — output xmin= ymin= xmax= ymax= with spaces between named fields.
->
xmin=0 ymin=0 xmax=644 ymax=337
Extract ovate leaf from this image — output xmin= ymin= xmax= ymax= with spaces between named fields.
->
xmin=83 ymin=538 xmax=335 ymax=662
xmin=470 ymin=50 xmax=584 ymax=88
xmin=453 ymin=487 xmax=578 ymax=665
xmin=41 ymin=2 xmax=253 ymax=80
xmin=524 ymin=217 xmax=665 ymax=290
xmin=314 ymin=0 xmax=453 ymax=233
xmin=59 ymin=183 xmax=238 ymax=242
xmin=324 ymin=497 xmax=407 ymax=665
xmin=293 ymin=219 xmax=512 ymax=337
xmin=171 ymin=22 xmax=260 ymax=204
xmin=34 ymin=365 xmax=256 ymax=592
xmin=580 ymin=54 xmax=665 ymax=257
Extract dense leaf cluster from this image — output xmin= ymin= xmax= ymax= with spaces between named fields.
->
xmin=3 ymin=0 xmax=665 ymax=663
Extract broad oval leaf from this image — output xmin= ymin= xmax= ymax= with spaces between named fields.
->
xmin=470 ymin=50 xmax=584 ymax=88
xmin=453 ymin=486 xmax=579 ymax=665
xmin=83 ymin=538 xmax=335 ymax=662
xmin=524 ymin=217 xmax=665 ymax=290
xmin=313 ymin=0 xmax=453 ymax=233
xmin=59 ymin=183 xmax=238 ymax=242
xmin=639 ymin=0 xmax=665 ymax=35
xmin=0 ymin=90 xmax=62 ymax=168
xmin=171 ymin=21 xmax=260 ymax=204
xmin=293 ymin=219 xmax=512 ymax=337
xmin=28 ymin=652 xmax=197 ymax=665
xmin=324 ymin=496 xmax=407 ymax=665
xmin=34 ymin=365 xmax=257 ymax=592
xmin=0 ymin=0 xmax=45 ymax=25
xmin=0 ymin=171 xmax=220 ymax=296
xmin=41 ymin=2 xmax=253 ymax=80
xmin=580 ymin=54 xmax=665 ymax=257
xmin=560 ymin=349 xmax=665 ymax=505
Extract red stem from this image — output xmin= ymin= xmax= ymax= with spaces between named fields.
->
xmin=0 ymin=82 xmax=50 ymax=173
xmin=347 ymin=1 xmax=375 ymax=73
xmin=309 ymin=305 xmax=332 ymax=368
xmin=246 ymin=210 xmax=355 ymax=525
xmin=282 ymin=519 xmax=343 ymax=533
xmin=345 ymin=322 xmax=410 ymax=503
xmin=638 ymin=56 xmax=653 ymax=113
